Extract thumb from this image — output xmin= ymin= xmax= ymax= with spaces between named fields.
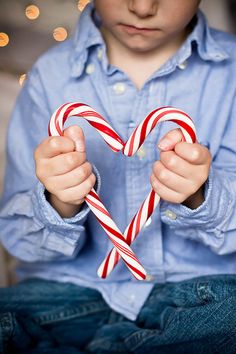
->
xmin=158 ymin=128 xmax=183 ymax=151
xmin=63 ymin=125 xmax=86 ymax=152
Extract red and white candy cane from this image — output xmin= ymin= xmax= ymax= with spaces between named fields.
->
xmin=49 ymin=102 xmax=196 ymax=280
xmin=97 ymin=107 xmax=196 ymax=278
xmin=49 ymin=102 xmax=146 ymax=280
xmin=97 ymin=189 xmax=159 ymax=278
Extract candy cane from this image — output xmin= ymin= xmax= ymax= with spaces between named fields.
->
xmin=49 ymin=102 xmax=196 ymax=280
xmin=98 ymin=190 xmax=160 ymax=278
xmin=98 ymin=107 xmax=196 ymax=278
xmin=49 ymin=102 xmax=146 ymax=280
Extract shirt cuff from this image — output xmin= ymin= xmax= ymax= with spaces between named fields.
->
xmin=32 ymin=164 xmax=101 ymax=256
xmin=160 ymin=166 xmax=234 ymax=241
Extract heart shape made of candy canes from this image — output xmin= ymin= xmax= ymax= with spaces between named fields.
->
xmin=49 ymin=103 xmax=196 ymax=280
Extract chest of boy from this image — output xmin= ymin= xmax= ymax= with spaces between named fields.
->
xmin=52 ymin=58 xmax=234 ymax=162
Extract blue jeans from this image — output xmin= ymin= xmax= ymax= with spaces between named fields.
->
xmin=0 ymin=275 xmax=236 ymax=354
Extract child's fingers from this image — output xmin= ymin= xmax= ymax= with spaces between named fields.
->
xmin=174 ymin=142 xmax=211 ymax=165
xmin=63 ymin=125 xmax=86 ymax=153
xmin=35 ymin=126 xmax=86 ymax=161
xmin=38 ymin=151 xmax=87 ymax=178
xmin=159 ymin=150 xmax=189 ymax=178
xmin=150 ymin=173 xmax=184 ymax=204
xmin=158 ymin=128 xmax=183 ymax=151
xmin=46 ymin=162 xmax=93 ymax=190
xmin=55 ymin=173 xmax=96 ymax=205
xmin=152 ymin=160 xmax=191 ymax=193
xmin=35 ymin=136 xmax=75 ymax=159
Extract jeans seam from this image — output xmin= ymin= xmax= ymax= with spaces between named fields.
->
xmin=124 ymin=308 xmax=178 ymax=351
xmin=33 ymin=301 xmax=109 ymax=325
xmin=124 ymin=329 xmax=157 ymax=351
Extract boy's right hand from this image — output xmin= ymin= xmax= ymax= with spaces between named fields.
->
xmin=34 ymin=125 xmax=96 ymax=218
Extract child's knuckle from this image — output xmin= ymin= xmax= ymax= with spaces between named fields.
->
xmin=159 ymin=170 xmax=168 ymax=182
xmin=151 ymin=178 xmax=159 ymax=193
xmin=156 ymin=166 xmax=167 ymax=182
xmin=49 ymin=137 xmax=60 ymax=150
xmin=153 ymin=160 xmax=161 ymax=174
xmin=78 ymin=165 xmax=86 ymax=180
xmin=190 ymin=147 xmax=201 ymax=162
xmin=166 ymin=155 xmax=177 ymax=169
xmin=66 ymin=153 xmax=78 ymax=168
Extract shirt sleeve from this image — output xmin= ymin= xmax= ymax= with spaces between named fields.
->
xmin=0 ymin=64 xmax=100 ymax=262
xmin=160 ymin=98 xmax=236 ymax=256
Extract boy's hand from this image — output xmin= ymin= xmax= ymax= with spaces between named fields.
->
xmin=150 ymin=129 xmax=212 ymax=209
xmin=34 ymin=126 xmax=96 ymax=218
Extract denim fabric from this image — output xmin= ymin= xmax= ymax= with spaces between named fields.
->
xmin=1 ymin=275 xmax=236 ymax=354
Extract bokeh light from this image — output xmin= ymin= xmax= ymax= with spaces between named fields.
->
xmin=25 ymin=5 xmax=40 ymax=20
xmin=19 ymin=74 xmax=27 ymax=86
xmin=53 ymin=27 xmax=68 ymax=42
xmin=0 ymin=32 xmax=9 ymax=47
xmin=77 ymin=0 xmax=90 ymax=12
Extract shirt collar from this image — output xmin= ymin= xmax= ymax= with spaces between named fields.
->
xmin=70 ymin=2 xmax=105 ymax=78
xmin=70 ymin=5 xmax=229 ymax=79
xmin=186 ymin=9 xmax=229 ymax=62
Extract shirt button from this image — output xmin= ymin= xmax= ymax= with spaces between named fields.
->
xmin=144 ymin=217 xmax=152 ymax=228
xmin=113 ymin=82 xmax=126 ymax=94
xmin=97 ymin=48 xmax=103 ymax=60
xmin=85 ymin=64 xmax=95 ymax=75
xmin=165 ymin=209 xmax=177 ymax=220
xmin=215 ymin=53 xmax=224 ymax=60
xmin=178 ymin=60 xmax=188 ymax=70
xmin=136 ymin=146 xmax=146 ymax=160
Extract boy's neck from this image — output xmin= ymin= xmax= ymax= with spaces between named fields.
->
xmin=101 ymin=28 xmax=189 ymax=90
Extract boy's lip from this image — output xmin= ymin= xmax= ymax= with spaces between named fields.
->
xmin=119 ymin=24 xmax=158 ymax=34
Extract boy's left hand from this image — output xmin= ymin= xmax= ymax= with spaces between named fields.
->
xmin=150 ymin=129 xmax=212 ymax=209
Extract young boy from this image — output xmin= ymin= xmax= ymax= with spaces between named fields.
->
xmin=1 ymin=0 xmax=236 ymax=352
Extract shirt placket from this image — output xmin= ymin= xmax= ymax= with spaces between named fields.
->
xmin=130 ymin=85 xmax=167 ymax=279
xmin=108 ymin=73 xmax=166 ymax=280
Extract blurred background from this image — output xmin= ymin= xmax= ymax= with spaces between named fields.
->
xmin=0 ymin=0 xmax=236 ymax=286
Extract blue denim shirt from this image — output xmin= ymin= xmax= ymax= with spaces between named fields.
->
xmin=1 ymin=3 xmax=236 ymax=320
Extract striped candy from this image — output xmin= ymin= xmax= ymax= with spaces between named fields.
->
xmin=49 ymin=102 xmax=196 ymax=280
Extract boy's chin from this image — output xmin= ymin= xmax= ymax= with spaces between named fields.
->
xmin=124 ymin=41 xmax=160 ymax=54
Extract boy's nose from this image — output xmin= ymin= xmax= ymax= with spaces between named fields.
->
xmin=128 ymin=0 xmax=158 ymax=18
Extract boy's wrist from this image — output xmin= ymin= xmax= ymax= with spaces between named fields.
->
xmin=45 ymin=190 xmax=83 ymax=218
xmin=182 ymin=184 xmax=205 ymax=210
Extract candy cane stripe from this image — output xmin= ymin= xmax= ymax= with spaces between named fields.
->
xmin=49 ymin=102 xmax=196 ymax=280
